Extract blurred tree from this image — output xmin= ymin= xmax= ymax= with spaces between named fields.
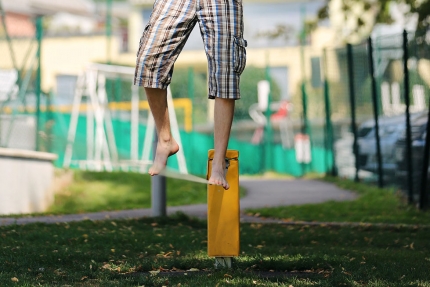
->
xmin=255 ymin=24 xmax=295 ymax=41
xmin=317 ymin=0 xmax=429 ymax=44
xmin=171 ymin=66 xmax=281 ymax=122
xmin=170 ymin=68 xmax=207 ymax=99
xmin=170 ymin=68 xmax=208 ymax=125
xmin=235 ymin=66 xmax=281 ymax=121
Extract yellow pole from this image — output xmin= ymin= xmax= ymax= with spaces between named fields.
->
xmin=207 ymin=149 xmax=240 ymax=268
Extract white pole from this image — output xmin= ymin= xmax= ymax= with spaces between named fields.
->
xmin=131 ymin=84 xmax=139 ymax=163
xmin=102 ymin=107 xmax=118 ymax=163
xmin=140 ymin=110 xmax=154 ymax=173
xmin=99 ymin=75 xmax=119 ymax=165
xmin=86 ymin=89 xmax=94 ymax=170
xmin=63 ymin=73 xmax=85 ymax=168
xmin=102 ymin=131 xmax=113 ymax=171
xmin=90 ymin=71 xmax=105 ymax=171
xmin=167 ymin=86 xmax=188 ymax=174
xmin=381 ymin=81 xmax=391 ymax=115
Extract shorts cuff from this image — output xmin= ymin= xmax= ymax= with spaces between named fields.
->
xmin=208 ymin=94 xmax=241 ymax=100
xmin=134 ymin=77 xmax=170 ymax=89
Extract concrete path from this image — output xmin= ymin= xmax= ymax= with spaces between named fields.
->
xmin=0 ymin=179 xmax=357 ymax=226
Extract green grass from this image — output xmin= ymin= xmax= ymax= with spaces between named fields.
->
xmin=1 ymin=214 xmax=429 ymax=286
xmin=246 ymin=176 xmax=430 ymax=225
xmin=46 ymin=171 xmax=246 ymax=215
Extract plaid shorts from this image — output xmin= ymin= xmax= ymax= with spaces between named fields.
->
xmin=134 ymin=0 xmax=247 ymax=99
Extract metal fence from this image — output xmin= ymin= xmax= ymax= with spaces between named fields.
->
xmin=0 ymin=15 xmax=43 ymax=151
xmin=322 ymin=30 xmax=430 ymax=209
xmin=3 ymin=64 xmax=327 ymax=177
xmin=1 ymin=22 xmax=429 ymax=209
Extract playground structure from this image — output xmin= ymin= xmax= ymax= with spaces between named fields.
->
xmin=62 ymin=63 xmax=190 ymax=174
xmin=1 ymin=0 xmax=429 ymax=212
xmin=249 ymin=80 xmax=295 ymax=148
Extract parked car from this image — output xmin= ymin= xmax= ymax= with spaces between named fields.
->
xmin=357 ymin=114 xmax=407 ymax=175
xmin=356 ymin=112 xmax=427 ymax=177
xmin=394 ymin=112 xmax=430 ymax=203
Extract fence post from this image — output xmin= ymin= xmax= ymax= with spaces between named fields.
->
xmin=402 ymin=30 xmax=414 ymax=204
xmin=188 ymin=67 xmax=194 ymax=128
xmin=419 ymin=101 xmax=430 ymax=210
xmin=187 ymin=67 xmax=194 ymax=173
xmin=367 ymin=37 xmax=384 ymax=188
xmin=264 ymin=63 xmax=273 ymax=172
xmin=47 ymin=90 xmax=54 ymax=153
xmin=346 ymin=44 xmax=359 ymax=182
xmin=106 ymin=0 xmax=112 ymax=64
xmin=35 ymin=16 xmax=43 ymax=152
xmin=299 ymin=5 xmax=309 ymax=138
xmin=322 ymin=49 xmax=337 ymax=176
xmin=115 ymin=77 xmax=122 ymax=102
xmin=299 ymin=28 xmax=310 ymax=175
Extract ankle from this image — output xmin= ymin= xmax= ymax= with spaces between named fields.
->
xmin=158 ymin=137 xmax=175 ymax=145
xmin=211 ymin=160 xmax=225 ymax=170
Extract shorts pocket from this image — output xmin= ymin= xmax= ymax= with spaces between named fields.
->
xmin=233 ymin=36 xmax=247 ymax=75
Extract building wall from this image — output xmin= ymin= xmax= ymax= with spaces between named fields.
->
xmin=0 ymin=32 xmax=332 ymax=97
xmin=0 ymin=35 xmax=120 ymax=92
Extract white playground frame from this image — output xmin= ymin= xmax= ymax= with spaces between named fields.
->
xmin=63 ymin=63 xmax=188 ymax=174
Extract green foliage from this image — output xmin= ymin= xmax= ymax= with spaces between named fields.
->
xmin=255 ymin=24 xmax=295 ymax=41
xmin=170 ymin=68 xmax=208 ymax=99
xmin=235 ymin=66 xmax=281 ymax=121
xmin=317 ymin=0 xmax=430 ymax=34
xmin=169 ymin=66 xmax=282 ymax=122
xmin=105 ymin=77 xmax=133 ymax=102
xmin=170 ymin=68 xmax=209 ymax=125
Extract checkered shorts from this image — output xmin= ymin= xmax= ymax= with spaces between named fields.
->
xmin=134 ymin=0 xmax=247 ymax=99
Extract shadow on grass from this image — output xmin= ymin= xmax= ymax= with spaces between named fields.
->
xmin=0 ymin=212 xmax=429 ymax=286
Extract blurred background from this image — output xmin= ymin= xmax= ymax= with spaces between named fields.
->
xmin=0 ymin=0 xmax=429 ymax=213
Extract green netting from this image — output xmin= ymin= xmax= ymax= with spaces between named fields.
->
xmin=39 ymin=110 xmax=331 ymax=177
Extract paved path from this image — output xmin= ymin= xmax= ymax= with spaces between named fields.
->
xmin=0 ymin=179 xmax=357 ymax=226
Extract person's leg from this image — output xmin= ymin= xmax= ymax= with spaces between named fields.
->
xmin=197 ymin=0 xmax=246 ymax=189
xmin=209 ymin=98 xmax=235 ymax=189
xmin=145 ymin=87 xmax=179 ymax=175
xmin=134 ymin=0 xmax=198 ymax=175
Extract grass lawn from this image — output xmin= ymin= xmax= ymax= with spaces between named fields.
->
xmin=46 ymin=171 xmax=245 ymax=215
xmin=246 ymin=176 xmax=430 ymax=225
xmin=1 ymin=213 xmax=429 ymax=286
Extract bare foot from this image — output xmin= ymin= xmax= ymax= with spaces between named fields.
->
xmin=149 ymin=139 xmax=179 ymax=176
xmin=209 ymin=164 xmax=229 ymax=190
